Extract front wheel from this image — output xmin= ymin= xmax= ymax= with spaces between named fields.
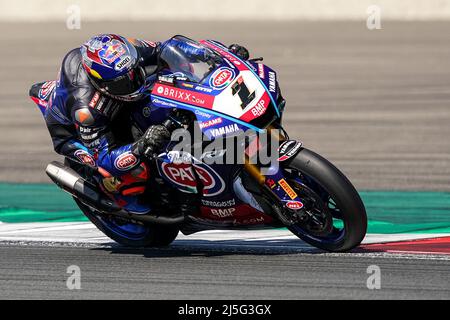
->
xmin=283 ymin=148 xmax=367 ymax=252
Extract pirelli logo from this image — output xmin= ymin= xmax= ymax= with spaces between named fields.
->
xmin=278 ymin=179 xmax=298 ymax=200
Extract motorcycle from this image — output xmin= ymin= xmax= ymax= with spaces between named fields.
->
xmin=30 ymin=35 xmax=367 ymax=252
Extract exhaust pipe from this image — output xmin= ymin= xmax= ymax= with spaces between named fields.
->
xmin=45 ymin=161 xmax=184 ymax=225
xmin=46 ymin=161 xmax=120 ymax=212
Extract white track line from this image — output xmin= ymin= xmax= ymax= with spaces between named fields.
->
xmin=0 ymin=222 xmax=447 ymax=248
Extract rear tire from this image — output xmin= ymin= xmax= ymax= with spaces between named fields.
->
xmin=285 ymin=148 xmax=367 ymax=252
xmin=65 ymin=157 xmax=180 ymax=248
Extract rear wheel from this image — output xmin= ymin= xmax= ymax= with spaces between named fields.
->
xmin=65 ymin=157 xmax=179 ymax=248
xmin=75 ymin=198 xmax=179 ymax=247
xmin=282 ymin=148 xmax=367 ymax=252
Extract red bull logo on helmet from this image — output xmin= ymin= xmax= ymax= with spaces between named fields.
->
xmin=99 ymin=39 xmax=126 ymax=64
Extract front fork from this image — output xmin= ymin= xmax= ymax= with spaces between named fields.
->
xmin=243 ymin=127 xmax=304 ymax=225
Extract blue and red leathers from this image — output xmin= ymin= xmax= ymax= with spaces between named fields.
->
xmin=40 ymin=37 xmax=249 ymax=214
xmin=43 ymin=39 xmax=163 ymax=213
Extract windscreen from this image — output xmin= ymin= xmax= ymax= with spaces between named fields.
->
xmin=158 ymin=36 xmax=222 ymax=83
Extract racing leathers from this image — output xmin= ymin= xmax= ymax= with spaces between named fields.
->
xmin=40 ymin=38 xmax=250 ymax=215
xmin=42 ymin=39 xmax=164 ymax=214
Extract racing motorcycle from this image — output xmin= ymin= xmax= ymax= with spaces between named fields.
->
xmin=30 ymin=36 xmax=367 ymax=252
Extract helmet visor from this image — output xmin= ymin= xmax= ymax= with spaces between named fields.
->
xmin=101 ymin=67 xmax=145 ymax=96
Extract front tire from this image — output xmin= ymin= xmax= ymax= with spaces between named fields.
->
xmin=284 ymin=148 xmax=367 ymax=252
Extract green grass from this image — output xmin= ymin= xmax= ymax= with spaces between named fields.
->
xmin=1 ymin=183 xmax=449 ymax=234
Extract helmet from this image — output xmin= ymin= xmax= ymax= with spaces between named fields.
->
xmin=81 ymin=34 xmax=147 ymax=101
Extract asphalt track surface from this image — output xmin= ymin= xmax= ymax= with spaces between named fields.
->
xmin=1 ymin=21 xmax=450 ymax=299
xmin=1 ymin=242 xmax=449 ymax=300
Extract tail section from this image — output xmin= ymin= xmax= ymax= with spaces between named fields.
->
xmin=29 ymin=80 xmax=56 ymax=116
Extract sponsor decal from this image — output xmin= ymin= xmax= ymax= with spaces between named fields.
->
xmin=211 ymin=207 xmax=236 ymax=218
xmin=153 ymin=84 xmax=214 ymax=107
xmin=240 ymin=93 xmax=271 ymax=122
xmin=278 ymin=140 xmax=295 ymax=153
xmin=162 ymin=164 xmax=197 ymax=188
xmin=93 ymin=96 xmax=107 ymax=111
xmin=114 ymin=152 xmax=138 ymax=171
xmin=99 ymin=39 xmax=126 ymax=64
xmin=175 ymin=75 xmax=188 ymax=81
xmin=161 ymin=163 xmax=197 ymax=188
xmin=277 ymin=155 xmax=290 ymax=162
xmin=181 ymin=83 xmax=194 ymax=88
xmin=278 ymin=179 xmax=298 ymax=200
xmin=201 ymin=199 xmax=236 ymax=207
xmin=207 ymin=123 xmax=240 ymax=138
xmin=196 ymin=205 xmax=273 ymax=225
xmin=167 ymin=151 xmax=192 ymax=164
xmin=195 ymin=85 xmax=213 ymax=93
xmin=265 ymin=178 xmax=276 ymax=189
xmin=258 ymin=63 xmax=265 ymax=79
xmin=250 ymin=99 xmax=267 ymax=117
xmin=160 ymin=159 xmax=225 ymax=197
xmin=86 ymin=139 xmax=101 ymax=148
xmin=286 ymin=201 xmax=304 ymax=210
xmin=74 ymin=149 xmax=95 ymax=167
xmin=277 ymin=140 xmax=303 ymax=162
xmin=158 ymin=75 xmax=175 ymax=84
xmin=199 ymin=117 xmax=223 ymax=129
xmin=79 ymin=126 xmax=92 ymax=133
xmin=88 ymin=92 xmax=100 ymax=108
xmin=195 ymin=109 xmax=213 ymax=119
xmin=151 ymin=97 xmax=178 ymax=108
xmin=209 ymin=67 xmax=235 ymax=90
xmin=233 ymin=216 xmax=266 ymax=226
xmin=115 ymin=55 xmax=132 ymax=71
xmin=80 ymin=132 xmax=99 ymax=141
xmin=268 ymin=71 xmax=276 ymax=93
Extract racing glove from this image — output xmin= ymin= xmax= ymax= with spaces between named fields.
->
xmin=133 ymin=125 xmax=171 ymax=160
xmin=228 ymin=44 xmax=250 ymax=60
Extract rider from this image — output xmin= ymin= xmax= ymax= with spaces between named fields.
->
xmin=32 ymin=34 xmax=250 ymax=215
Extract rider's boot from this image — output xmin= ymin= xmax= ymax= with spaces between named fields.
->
xmin=147 ymin=175 xmax=181 ymax=217
xmin=149 ymin=175 xmax=199 ymax=218
xmin=176 ymin=190 xmax=201 ymax=217
xmin=99 ymin=162 xmax=151 ymax=214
